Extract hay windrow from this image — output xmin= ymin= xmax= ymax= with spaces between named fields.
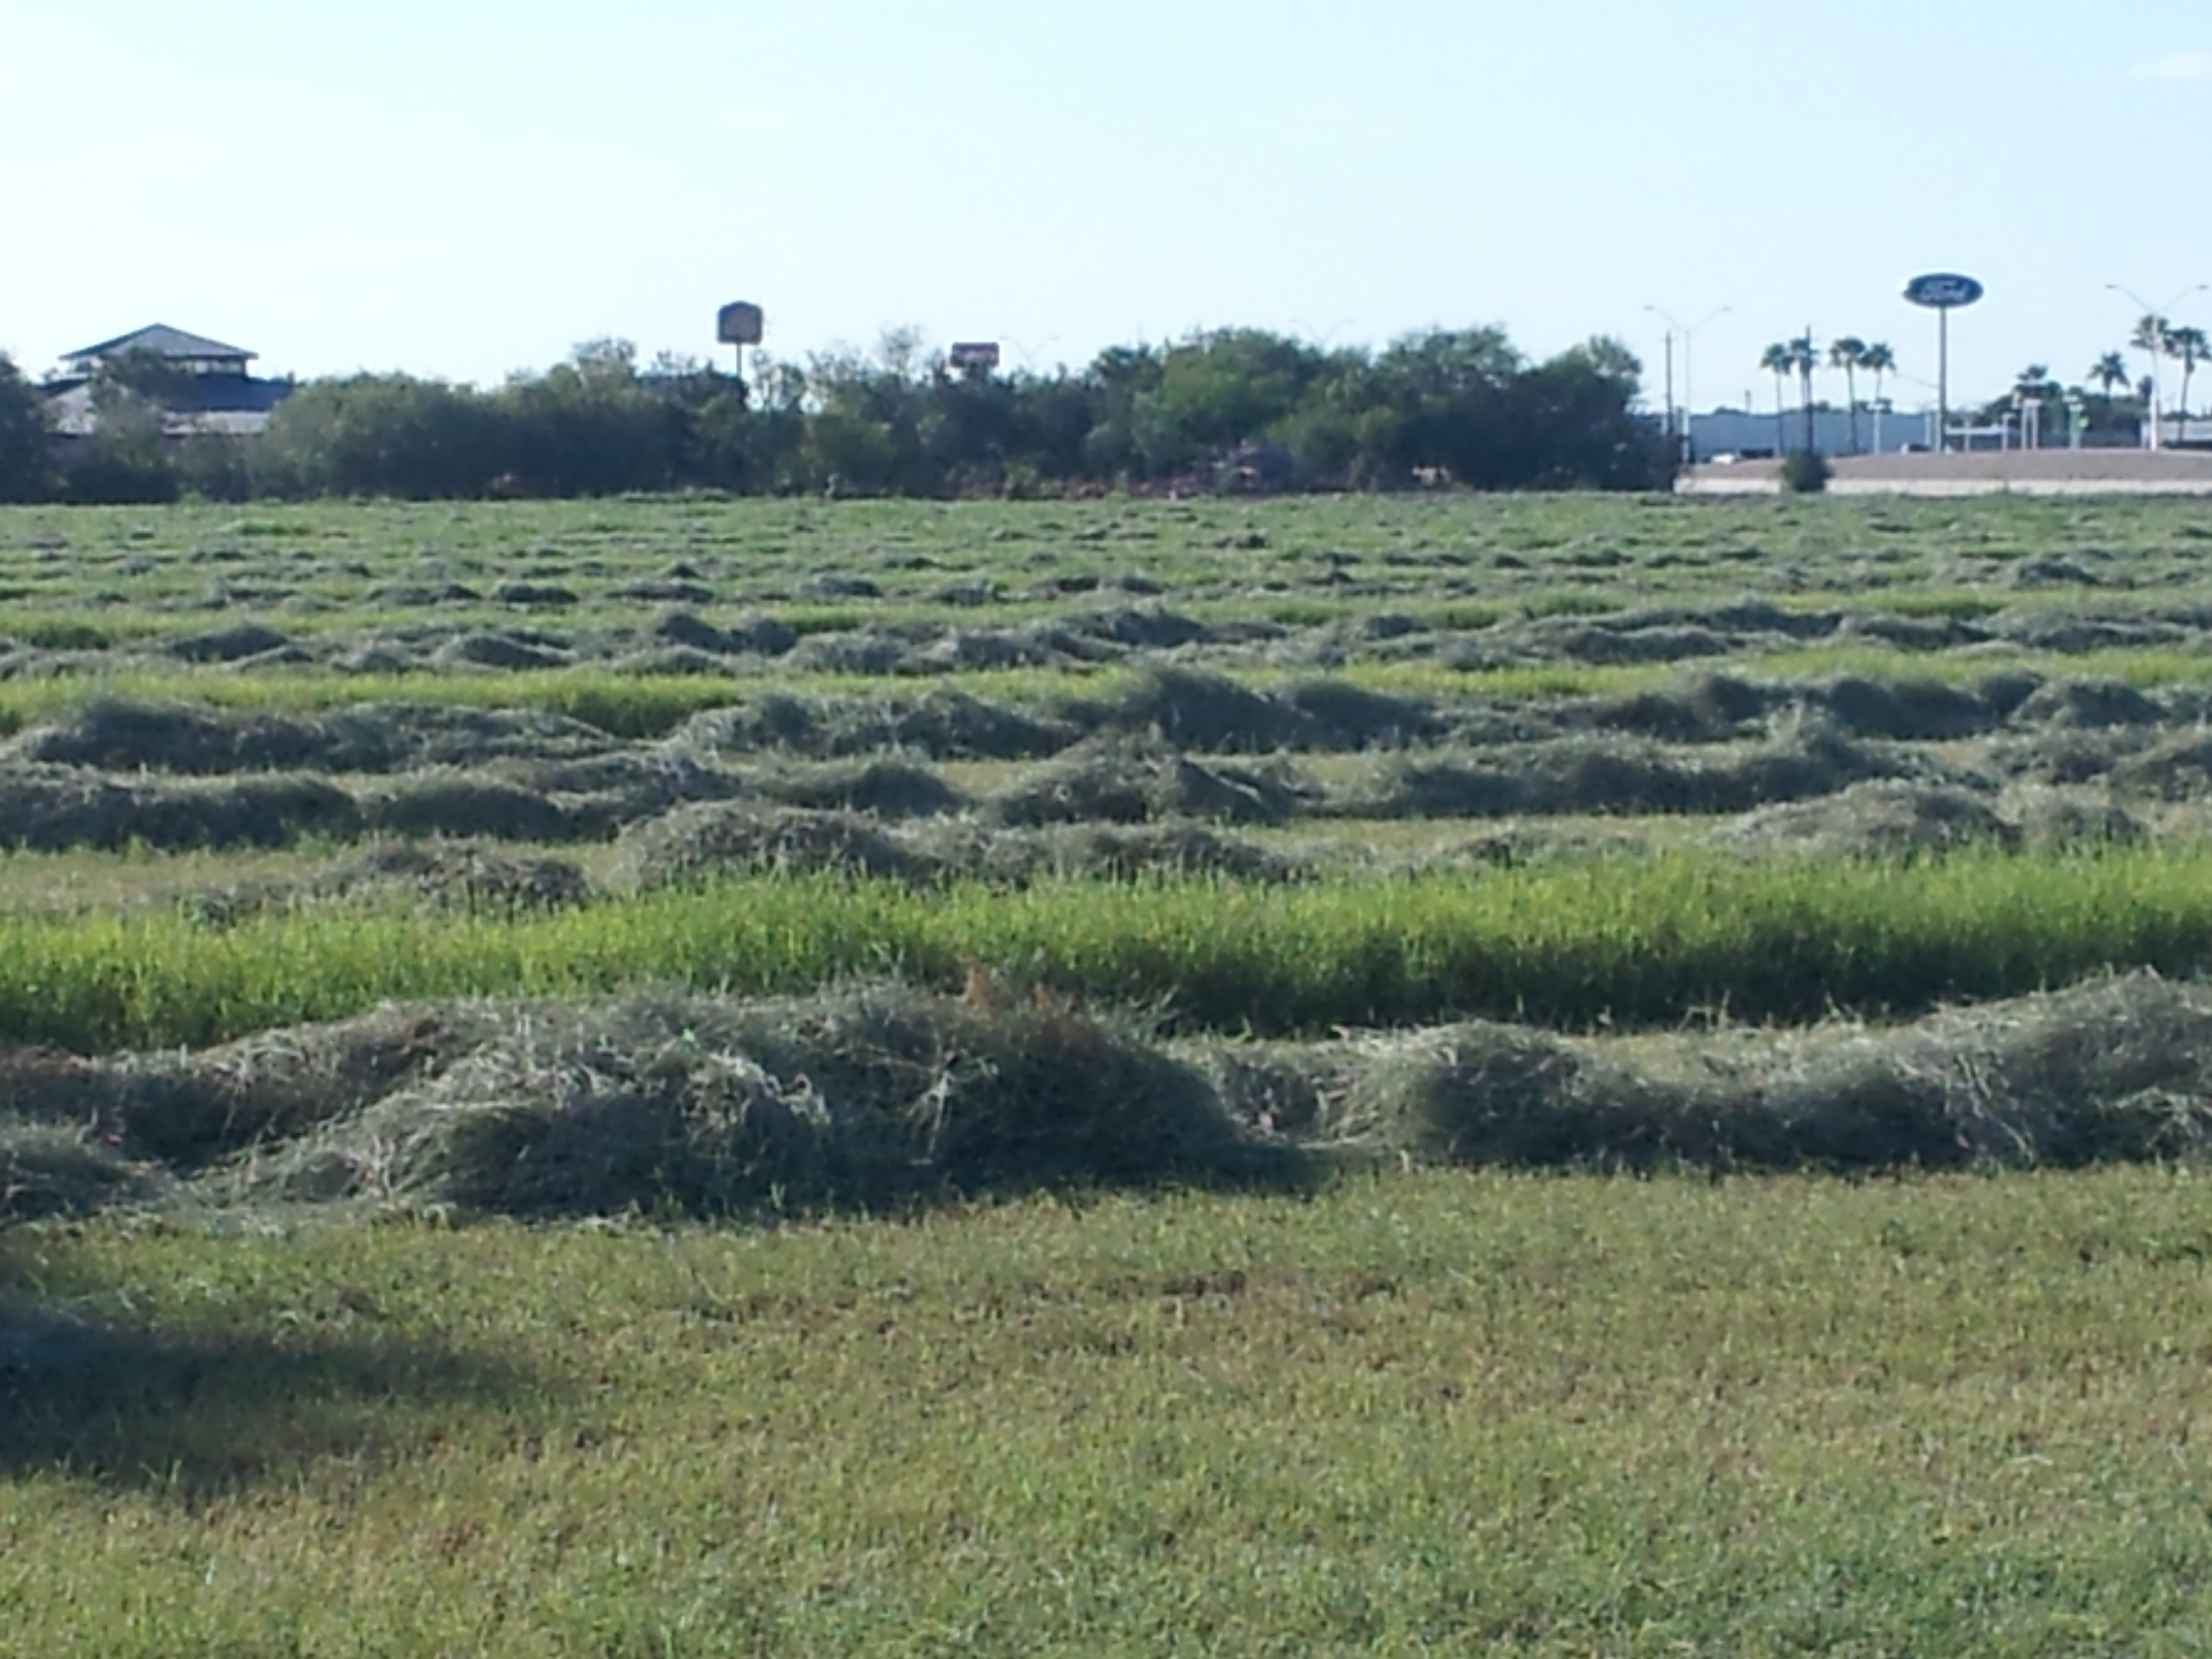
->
xmin=984 ymin=739 xmax=1308 ymax=827
xmin=12 ymin=970 xmax=2212 ymax=1222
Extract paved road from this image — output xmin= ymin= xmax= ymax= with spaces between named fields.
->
xmin=1679 ymin=450 xmax=2212 ymax=497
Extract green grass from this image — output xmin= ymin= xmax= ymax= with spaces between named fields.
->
xmin=9 ymin=845 xmax=2212 ymax=1051
xmin=6 ymin=1168 xmax=2212 ymax=1656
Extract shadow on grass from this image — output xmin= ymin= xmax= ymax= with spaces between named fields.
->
xmin=0 ymin=1238 xmax=539 ymax=1498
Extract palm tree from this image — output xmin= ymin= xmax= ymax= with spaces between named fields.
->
xmin=1828 ymin=336 xmax=1868 ymax=454
xmin=2088 ymin=350 xmax=2131 ymax=398
xmin=1861 ymin=342 xmax=1896 ymax=451
xmin=1759 ymin=342 xmax=1793 ymax=455
xmin=2167 ymin=325 xmax=2207 ymax=430
xmin=1786 ymin=331 xmax=1819 ymax=453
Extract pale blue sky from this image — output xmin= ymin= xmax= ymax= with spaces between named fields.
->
xmin=6 ymin=1 xmax=2207 ymax=413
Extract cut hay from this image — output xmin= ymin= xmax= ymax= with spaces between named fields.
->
xmin=2009 ymin=678 xmax=2165 ymax=730
xmin=432 ymin=632 xmax=575 ymax=672
xmin=983 ymin=739 xmax=1304 ymax=827
xmin=1338 ymin=729 xmax=1906 ymax=821
xmin=1059 ymin=665 xmax=1307 ymax=752
xmin=607 ymin=802 xmax=939 ymax=890
xmin=363 ymin=775 xmax=574 ymax=842
xmin=1715 ymin=781 xmax=2018 ymax=860
xmin=1333 ymin=971 xmax=2212 ymax=1171
xmin=2 ymin=699 xmax=623 ymax=777
xmin=0 ymin=1121 xmax=160 ymax=1221
xmin=0 ymin=766 xmax=363 ymax=853
xmin=751 ymin=756 xmax=966 ymax=819
xmin=245 ymin=986 xmax=1260 ymax=1215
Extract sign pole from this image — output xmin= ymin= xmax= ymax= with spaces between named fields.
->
xmin=1938 ymin=306 xmax=1949 ymax=453
xmin=1903 ymin=273 xmax=1983 ymax=455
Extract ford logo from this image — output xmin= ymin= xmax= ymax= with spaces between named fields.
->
xmin=1903 ymin=272 xmax=1986 ymax=310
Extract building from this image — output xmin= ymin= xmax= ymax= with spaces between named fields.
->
xmin=1683 ymin=406 xmax=1937 ymax=463
xmin=43 ymin=324 xmax=293 ymax=441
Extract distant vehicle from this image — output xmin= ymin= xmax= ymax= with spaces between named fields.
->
xmin=1900 ymin=443 xmax=1930 ymax=453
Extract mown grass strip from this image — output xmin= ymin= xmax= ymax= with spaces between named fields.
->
xmin=11 ymin=845 xmax=2212 ymax=1051
xmin=7 ymin=1170 xmax=2212 ymax=1656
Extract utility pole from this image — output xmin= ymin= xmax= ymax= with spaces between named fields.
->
xmin=1645 ymin=303 xmax=1731 ymax=468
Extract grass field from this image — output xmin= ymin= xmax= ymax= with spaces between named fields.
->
xmin=9 ymin=490 xmax=2212 ymax=1652
xmin=9 ymin=1172 xmax=2212 ymax=1656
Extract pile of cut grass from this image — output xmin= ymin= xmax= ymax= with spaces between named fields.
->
xmin=9 ymin=970 xmax=2212 ymax=1223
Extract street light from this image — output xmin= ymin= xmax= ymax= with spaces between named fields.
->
xmin=1645 ymin=304 xmax=1731 ymax=465
xmin=2107 ymin=282 xmax=2208 ymax=450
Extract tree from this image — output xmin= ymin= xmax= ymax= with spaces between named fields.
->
xmin=1828 ymin=336 xmax=1868 ymax=454
xmin=2166 ymin=326 xmax=2207 ymax=428
xmin=1860 ymin=342 xmax=1896 ymax=452
xmin=1759 ymin=342 xmax=1793 ymax=455
xmin=2088 ymin=350 xmax=2131 ymax=398
xmin=1785 ymin=331 xmax=1820 ymax=453
xmin=0 ymin=354 xmax=54 ymax=503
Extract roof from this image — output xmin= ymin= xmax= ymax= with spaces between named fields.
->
xmin=61 ymin=324 xmax=255 ymax=365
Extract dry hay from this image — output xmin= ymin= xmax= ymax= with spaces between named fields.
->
xmin=0 ymin=766 xmax=363 ymax=853
xmin=186 ymin=842 xmax=594 ymax=925
xmin=3 ymin=699 xmax=623 ymax=777
xmin=750 ymin=756 xmax=966 ymax=819
xmin=0 ymin=1008 xmax=478 ymax=1174
xmin=1278 ymin=679 xmax=1444 ymax=748
xmin=1992 ymin=610 xmax=2184 ymax=655
xmin=1069 ymin=606 xmax=1214 ymax=651
xmin=1334 ymin=971 xmax=2212 ymax=1171
xmin=608 ymin=802 xmax=937 ymax=889
xmin=16 ymin=971 xmax=2212 ymax=1221
xmin=1587 ymin=670 xmax=1771 ymax=743
xmin=781 ymin=630 xmax=912 ymax=676
xmin=647 ymin=609 xmax=796 ymax=657
xmin=983 ymin=739 xmax=1306 ymax=828
xmin=1795 ymin=674 xmax=2000 ymax=741
xmin=606 ymin=809 xmax=933 ymax=898
xmin=3 ymin=701 xmax=331 ymax=775
xmin=163 ymin=623 xmax=294 ymax=663
xmin=321 ymin=842 xmax=593 ymax=913
xmin=1338 ymin=728 xmax=1903 ymax=821
xmin=1059 ymin=665 xmax=1307 ymax=753
xmin=0 ymin=1120 xmax=159 ymax=1221
xmin=1714 ymin=781 xmax=2018 ymax=860
xmin=1999 ymin=785 xmax=2148 ymax=851
xmin=431 ymin=632 xmax=575 ymax=672
xmin=363 ymin=774 xmax=574 ymax=843
xmin=245 ymin=985 xmax=1258 ymax=1214
xmin=665 ymin=689 xmax=1073 ymax=763
xmin=2009 ymin=677 xmax=2165 ymax=731
xmin=2106 ymin=733 xmax=2212 ymax=801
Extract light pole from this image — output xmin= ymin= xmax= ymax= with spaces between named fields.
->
xmin=2108 ymin=282 xmax=2208 ymax=450
xmin=1645 ymin=304 xmax=1731 ymax=466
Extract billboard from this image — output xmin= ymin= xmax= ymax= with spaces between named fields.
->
xmin=717 ymin=302 xmax=765 ymax=346
xmin=949 ymin=341 xmax=1001 ymax=371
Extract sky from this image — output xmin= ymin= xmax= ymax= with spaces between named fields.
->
xmin=5 ymin=1 xmax=2208 ymax=415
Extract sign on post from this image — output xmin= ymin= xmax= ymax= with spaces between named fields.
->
xmin=1902 ymin=272 xmax=1984 ymax=452
xmin=717 ymin=302 xmax=765 ymax=346
xmin=1902 ymin=274 xmax=1985 ymax=310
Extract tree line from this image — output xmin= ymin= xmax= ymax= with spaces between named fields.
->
xmin=0 ymin=325 xmax=1668 ymax=504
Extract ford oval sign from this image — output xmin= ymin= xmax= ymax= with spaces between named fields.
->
xmin=1903 ymin=272 xmax=1985 ymax=310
